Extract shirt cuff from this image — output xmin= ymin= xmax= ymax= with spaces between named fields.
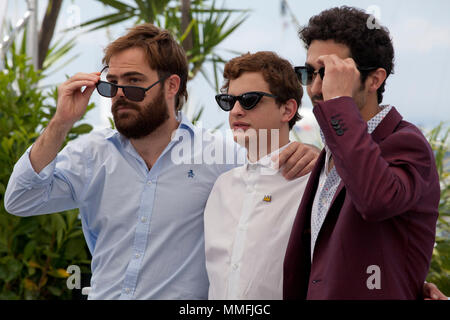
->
xmin=14 ymin=145 xmax=57 ymax=186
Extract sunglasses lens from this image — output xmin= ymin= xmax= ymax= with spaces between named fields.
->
xmin=240 ymin=93 xmax=261 ymax=110
xmin=216 ymin=95 xmax=235 ymax=111
xmin=97 ymin=81 xmax=116 ymax=98
xmin=295 ymin=67 xmax=312 ymax=86
xmin=123 ymin=87 xmax=145 ymax=102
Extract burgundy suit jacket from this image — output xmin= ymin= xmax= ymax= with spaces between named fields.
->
xmin=283 ymin=97 xmax=439 ymax=300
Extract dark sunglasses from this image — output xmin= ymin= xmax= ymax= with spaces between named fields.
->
xmin=96 ymin=67 xmax=169 ymax=102
xmin=215 ymin=91 xmax=277 ymax=111
xmin=294 ymin=65 xmax=378 ymax=86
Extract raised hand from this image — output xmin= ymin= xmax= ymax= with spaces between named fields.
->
xmin=53 ymin=72 xmax=101 ymax=128
xmin=273 ymin=142 xmax=320 ymax=180
xmin=317 ymin=54 xmax=362 ymax=102
xmin=29 ymin=72 xmax=100 ymax=173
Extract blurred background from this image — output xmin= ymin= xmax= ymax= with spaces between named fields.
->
xmin=0 ymin=0 xmax=448 ymax=299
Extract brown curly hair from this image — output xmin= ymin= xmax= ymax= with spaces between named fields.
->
xmin=221 ymin=51 xmax=302 ymax=130
xmin=299 ymin=6 xmax=395 ymax=103
xmin=103 ymin=23 xmax=188 ymax=111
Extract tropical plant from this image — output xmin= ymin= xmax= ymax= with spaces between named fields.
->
xmin=0 ymin=51 xmax=94 ymax=299
xmin=426 ymin=122 xmax=450 ymax=295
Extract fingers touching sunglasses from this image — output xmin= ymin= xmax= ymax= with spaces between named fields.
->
xmin=215 ymin=91 xmax=277 ymax=111
xmin=294 ymin=65 xmax=377 ymax=86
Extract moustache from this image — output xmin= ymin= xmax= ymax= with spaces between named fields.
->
xmin=111 ymin=99 xmax=140 ymax=113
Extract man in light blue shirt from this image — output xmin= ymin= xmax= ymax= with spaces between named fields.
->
xmin=4 ymin=23 xmax=318 ymax=299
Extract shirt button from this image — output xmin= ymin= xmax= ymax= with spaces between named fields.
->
xmin=147 ymin=181 xmax=152 ymax=185
xmin=141 ymin=217 xmax=147 ymax=223
xmin=232 ymin=263 xmax=239 ymax=271
xmin=135 ymin=253 xmax=141 ymax=259
xmin=125 ymin=288 xmax=131 ymax=294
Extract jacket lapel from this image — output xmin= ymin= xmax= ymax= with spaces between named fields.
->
xmin=301 ymin=149 xmax=327 ymax=219
xmin=371 ymin=107 xmax=403 ymax=143
xmin=289 ymin=149 xmax=326 ymax=240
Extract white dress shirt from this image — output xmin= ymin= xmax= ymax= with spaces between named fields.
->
xmin=204 ymin=143 xmax=310 ymax=299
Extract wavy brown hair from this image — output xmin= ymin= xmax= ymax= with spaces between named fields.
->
xmin=299 ymin=6 xmax=395 ymax=103
xmin=103 ymin=23 xmax=188 ymax=111
xmin=221 ymin=51 xmax=302 ymax=130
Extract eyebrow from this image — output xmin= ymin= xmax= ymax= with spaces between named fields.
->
xmin=106 ymin=71 xmax=147 ymax=81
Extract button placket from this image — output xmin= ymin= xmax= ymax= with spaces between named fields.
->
xmin=120 ymin=172 xmax=157 ymax=299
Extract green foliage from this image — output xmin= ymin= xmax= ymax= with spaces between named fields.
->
xmin=426 ymin=122 xmax=450 ymax=295
xmin=0 ymin=52 xmax=93 ymax=299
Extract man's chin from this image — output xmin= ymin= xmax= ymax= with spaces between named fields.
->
xmin=113 ymin=115 xmax=136 ymax=128
xmin=115 ymin=117 xmax=168 ymax=139
xmin=233 ymin=129 xmax=258 ymax=148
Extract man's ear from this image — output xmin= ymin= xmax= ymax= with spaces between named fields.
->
xmin=165 ymin=74 xmax=181 ymax=98
xmin=281 ymin=98 xmax=298 ymax=124
xmin=366 ymin=68 xmax=387 ymax=93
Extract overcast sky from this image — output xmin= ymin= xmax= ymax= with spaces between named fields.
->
xmin=4 ymin=0 xmax=450 ymax=142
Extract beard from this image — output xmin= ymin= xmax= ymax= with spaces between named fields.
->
xmin=111 ymin=88 xmax=169 ymax=139
xmin=352 ymin=81 xmax=367 ymax=110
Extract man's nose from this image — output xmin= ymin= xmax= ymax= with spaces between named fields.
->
xmin=309 ymin=75 xmax=323 ymax=97
xmin=230 ymin=100 xmax=246 ymax=117
xmin=116 ymin=86 xmax=125 ymax=98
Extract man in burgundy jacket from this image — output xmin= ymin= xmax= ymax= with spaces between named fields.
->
xmin=284 ymin=7 xmax=440 ymax=299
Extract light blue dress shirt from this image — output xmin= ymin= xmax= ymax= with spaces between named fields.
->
xmin=4 ymin=113 xmax=242 ymax=299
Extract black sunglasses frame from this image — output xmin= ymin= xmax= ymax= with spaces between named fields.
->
xmin=215 ymin=91 xmax=278 ymax=111
xmin=96 ymin=66 xmax=169 ymax=102
xmin=294 ymin=65 xmax=378 ymax=86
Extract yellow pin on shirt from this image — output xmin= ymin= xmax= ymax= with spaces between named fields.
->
xmin=263 ymin=195 xmax=272 ymax=202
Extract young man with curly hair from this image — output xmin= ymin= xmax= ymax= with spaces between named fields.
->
xmin=284 ymin=6 xmax=441 ymax=300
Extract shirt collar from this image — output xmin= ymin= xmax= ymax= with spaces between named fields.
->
xmin=171 ymin=111 xmax=195 ymax=141
xmin=246 ymin=141 xmax=292 ymax=171
xmin=105 ymin=111 xmax=195 ymax=144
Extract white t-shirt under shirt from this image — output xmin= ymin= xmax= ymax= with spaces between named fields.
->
xmin=204 ymin=143 xmax=310 ymax=299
